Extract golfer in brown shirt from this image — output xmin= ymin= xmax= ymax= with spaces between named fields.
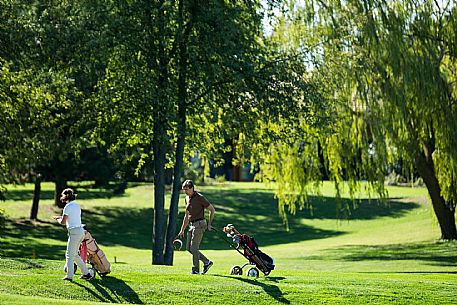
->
xmin=178 ymin=179 xmax=215 ymax=274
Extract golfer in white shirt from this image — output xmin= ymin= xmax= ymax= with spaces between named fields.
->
xmin=53 ymin=188 xmax=92 ymax=281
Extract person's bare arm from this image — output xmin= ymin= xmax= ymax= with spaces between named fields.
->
xmin=53 ymin=214 xmax=68 ymax=225
xmin=178 ymin=210 xmax=190 ymax=237
xmin=207 ymin=204 xmax=215 ymax=231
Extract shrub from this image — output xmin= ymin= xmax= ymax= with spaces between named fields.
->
xmin=385 ymin=171 xmax=406 ymax=186
xmin=0 ymin=208 xmax=6 ymax=230
xmin=414 ymin=177 xmax=425 ymax=187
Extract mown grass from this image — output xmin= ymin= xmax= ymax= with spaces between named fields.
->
xmin=1 ymin=181 xmax=456 ymax=304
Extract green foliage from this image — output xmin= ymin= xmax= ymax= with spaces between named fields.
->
xmin=84 ymin=0 xmax=296 ymax=263
xmin=257 ymin=0 xmax=457 ymax=232
xmin=0 ymin=60 xmax=79 ymax=181
xmin=0 ymin=0 xmax=128 ymax=195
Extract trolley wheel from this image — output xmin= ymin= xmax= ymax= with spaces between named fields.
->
xmin=229 ymin=265 xmax=243 ymax=275
xmin=88 ymin=267 xmax=96 ymax=279
xmin=246 ymin=267 xmax=259 ymax=278
xmin=97 ymin=271 xmax=110 ymax=278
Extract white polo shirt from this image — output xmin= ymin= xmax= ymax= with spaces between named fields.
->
xmin=63 ymin=201 xmax=82 ymax=230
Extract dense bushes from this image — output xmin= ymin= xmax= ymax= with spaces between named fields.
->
xmin=0 ymin=208 xmax=6 ymax=230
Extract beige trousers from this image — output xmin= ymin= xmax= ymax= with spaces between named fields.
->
xmin=186 ymin=219 xmax=210 ymax=273
xmin=64 ymin=227 xmax=89 ymax=278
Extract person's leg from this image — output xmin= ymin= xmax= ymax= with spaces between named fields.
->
xmin=186 ymin=227 xmax=193 ymax=254
xmin=186 ymin=226 xmax=200 ymax=273
xmin=73 ymin=228 xmax=89 ymax=275
xmin=74 ymin=254 xmax=89 ymax=275
xmin=198 ymin=252 xmax=209 ymax=264
xmin=196 ymin=220 xmax=210 ymax=265
xmin=65 ymin=230 xmax=80 ymax=279
xmin=189 ymin=221 xmax=210 ymax=272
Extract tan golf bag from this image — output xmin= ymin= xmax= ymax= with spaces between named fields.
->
xmin=80 ymin=229 xmax=111 ymax=276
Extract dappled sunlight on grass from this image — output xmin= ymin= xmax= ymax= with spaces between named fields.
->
xmin=0 ymin=182 xmax=455 ymax=304
xmin=333 ymin=241 xmax=457 ymax=267
xmin=0 ymin=181 xmax=435 ymax=260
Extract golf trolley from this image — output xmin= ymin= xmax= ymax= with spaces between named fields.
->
xmin=219 ymin=224 xmax=275 ymax=278
xmin=72 ymin=226 xmax=111 ymax=278
xmin=64 ymin=227 xmax=110 ymax=279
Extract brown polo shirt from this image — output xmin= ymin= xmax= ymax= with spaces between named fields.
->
xmin=186 ymin=191 xmax=210 ymax=221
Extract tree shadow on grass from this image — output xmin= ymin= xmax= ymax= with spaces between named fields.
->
xmin=0 ymin=219 xmax=67 ymax=259
xmin=84 ymin=206 xmax=342 ymax=250
xmin=213 ymin=274 xmax=289 ymax=304
xmin=331 ymin=242 xmax=457 ymax=268
xmin=0 ymin=187 xmax=421 ymax=256
xmin=0 ymin=207 xmax=154 ymax=259
xmin=72 ymin=276 xmax=143 ymax=304
xmin=198 ymin=189 xmax=418 ymax=249
xmin=205 ymin=189 xmax=418 ymax=221
xmin=0 ymin=257 xmax=46 ymax=270
xmin=2 ymin=187 xmax=126 ymax=201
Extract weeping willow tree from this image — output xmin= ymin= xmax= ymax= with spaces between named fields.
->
xmin=246 ymin=0 xmax=457 ymax=239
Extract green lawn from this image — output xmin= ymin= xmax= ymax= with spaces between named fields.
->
xmin=0 ymin=181 xmax=456 ymax=304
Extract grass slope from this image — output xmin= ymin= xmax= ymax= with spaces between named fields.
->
xmin=1 ymin=182 xmax=456 ymax=304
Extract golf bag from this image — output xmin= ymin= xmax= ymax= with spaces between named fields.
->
xmin=223 ymin=224 xmax=275 ymax=276
xmin=238 ymin=233 xmax=275 ymax=275
xmin=80 ymin=228 xmax=111 ymax=276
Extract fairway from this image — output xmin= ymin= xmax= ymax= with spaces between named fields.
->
xmin=1 ymin=182 xmax=456 ymax=304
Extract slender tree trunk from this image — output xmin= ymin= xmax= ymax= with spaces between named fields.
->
xmin=151 ymin=0 xmax=168 ymax=265
xmin=164 ymin=0 xmax=188 ymax=265
xmin=54 ymin=176 xmax=67 ymax=208
xmin=152 ymin=134 xmax=166 ymax=264
xmin=317 ymin=140 xmax=328 ymax=180
xmin=164 ymin=135 xmax=186 ymax=265
xmin=415 ymin=150 xmax=457 ymax=240
xmin=30 ymin=174 xmax=42 ymax=220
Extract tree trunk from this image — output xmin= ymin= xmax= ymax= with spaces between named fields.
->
xmin=164 ymin=135 xmax=185 ymax=264
xmin=54 ymin=176 xmax=67 ymax=208
xmin=151 ymin=0 xmax=168 ymax=265
xmin=415 ymin=150 xmax=457 ymax=240
xmin=30 ymin=174 xmax=42 ymax=220
xmin=164 ymin=0 xmax=188 ymax=265
xmin=317 ymin=140 xmax=329 ymax=180
xmin=152 ymin=138 xmax=166 ymax=264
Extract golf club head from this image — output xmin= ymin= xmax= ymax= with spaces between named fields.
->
xmin=173 ymin=238 xmax=183 ymax=251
